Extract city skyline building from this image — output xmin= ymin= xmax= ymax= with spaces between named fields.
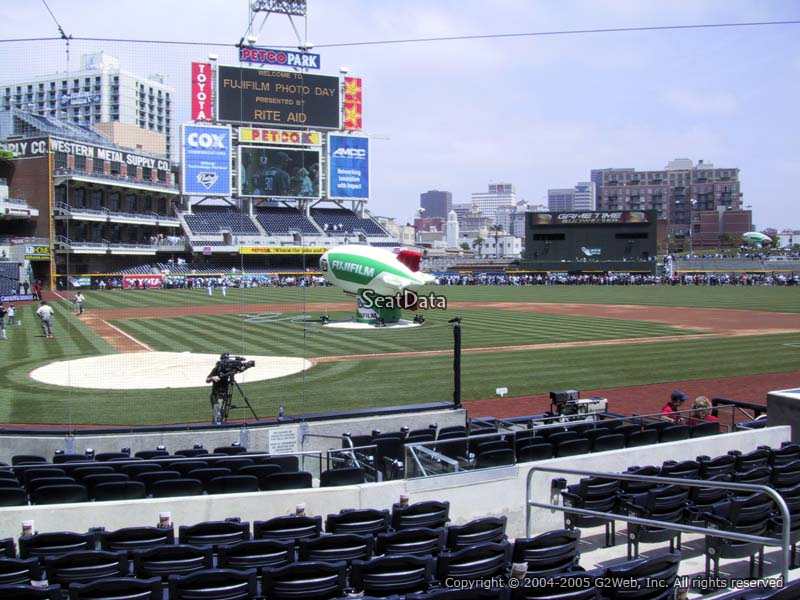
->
xmin=547 ymin=181 xmax=596 ymax=212
xmin=594 ymin=157 xmax=741 ymax=228
xmin=470 ymin=182 xmax=517 ymax=221
xmin=1 ymin=52 xmax=173 ymax=157
xmin=420 ymin=189 xmax=452 ymax=219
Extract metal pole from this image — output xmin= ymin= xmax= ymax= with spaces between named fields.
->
xmin=451 ymin=318 xmax=462 ymax=408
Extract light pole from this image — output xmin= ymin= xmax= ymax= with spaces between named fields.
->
xmin=415 ymin=208 xmax=425 ymax=243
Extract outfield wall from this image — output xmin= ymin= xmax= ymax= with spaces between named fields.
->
xmin=0 ymin=426 xmax=787 ymax=542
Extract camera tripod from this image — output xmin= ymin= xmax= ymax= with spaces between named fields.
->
xmin=211 ymin=375 xmax=259 ymax=425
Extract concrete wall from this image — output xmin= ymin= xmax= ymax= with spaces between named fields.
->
xmin=0 ymin=408 xmax=467 ymax=471
xmin=768 ymin=389 xmax=800 ymax=442
xmin=0 ymin=425 xmax=787 ymax=544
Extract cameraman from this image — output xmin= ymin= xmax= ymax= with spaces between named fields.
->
xmin=206 ymin=353 xmax=232 ymax=424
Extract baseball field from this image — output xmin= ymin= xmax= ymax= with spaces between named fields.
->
xmin=0 ymin=285 xmax=798 ymax=426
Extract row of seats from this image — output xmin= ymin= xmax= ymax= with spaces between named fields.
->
xmin=0 ymin=262 xmax=19 ymax=296
xmin=560 ymin=444 xmax=800 ymax=578
xmin=2 ymin=448 xmax=331 ymax=504
xmin=255 ymin=207 xmax=319 ymax=235
xmin=181 ymin=206 xmax=390 ymax=237
xmin=0 ymin=550 xmax=684 ymax=600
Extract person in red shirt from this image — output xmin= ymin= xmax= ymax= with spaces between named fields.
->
xmin=661 ymin=391 xmax=687 ymax=421
xmin=686 ymin=396 xmax=721 ymax=427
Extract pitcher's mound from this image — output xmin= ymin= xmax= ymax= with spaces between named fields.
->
xmin=29 ymin=352 xmax=312 ymax=390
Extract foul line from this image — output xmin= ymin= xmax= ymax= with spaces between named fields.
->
xmin=101 ymin=320 xmax=153 ymax=351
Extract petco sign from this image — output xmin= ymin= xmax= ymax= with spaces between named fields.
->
xmin=239 ymin=47 xmax=321 ymax=70
xmin=181 ymin=124 xmax=232 ymax=197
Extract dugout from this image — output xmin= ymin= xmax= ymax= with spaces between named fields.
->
xmin=521 ymin=210 xmax=658 ymax=274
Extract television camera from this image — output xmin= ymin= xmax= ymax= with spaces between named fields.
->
xmin=210 ymin=353 xmax=259 ymax=425
xmin=217 ymin=354 xmax=255 ymax=377
xmin=549 ymin=390 xmax=608 ymax=420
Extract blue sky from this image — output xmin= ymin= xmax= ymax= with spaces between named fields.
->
xmin=1 ymin=1 xmax=798 ymax=229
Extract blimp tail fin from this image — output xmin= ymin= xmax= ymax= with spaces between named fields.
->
xmin=395 ymin=249 xmax=422 ymax=272
xmin=377 ymin=272 xmax=408 ymax=291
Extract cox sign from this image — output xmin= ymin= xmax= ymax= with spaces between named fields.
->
xmin=187 ymin=131 xmax=227 ymax=149
xmin=180 ymin=124 xmax=232 ymax=197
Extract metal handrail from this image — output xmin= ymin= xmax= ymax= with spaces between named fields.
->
xmin=524 ymin=465 xmax=791 ymax=582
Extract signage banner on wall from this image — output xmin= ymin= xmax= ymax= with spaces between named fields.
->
xmin=328 ymin=134 xmax=369 ymax=200
xmin=530 ymin=211 xmax=650 ymax=226
xmin=25 ymin=245 xmax=50 ymax=260
xmin=239 ymin=47 xmax=321 ymax=70
xmin=180 ymin=124 xmax=232 ymax=196
xmin=343 ymin=77 xmax=363 ymax=131
xmin=240 ymin=247 xmax=328 ymax=255
xmin=216 ymin=65 xmax=340 ymax=129
xmin=191 ymin=62 xmax=213 ymax=121
xmin=238 ymin=128 xmax=321 ymax=146
xmin=123 ymin=274 xmax=164 ymax=289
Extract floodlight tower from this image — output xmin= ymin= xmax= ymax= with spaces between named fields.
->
xmin=246 ymin=0 xmax=312 ymax=52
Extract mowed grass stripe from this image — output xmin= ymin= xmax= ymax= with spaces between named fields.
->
xmin=109 ymin=309 xmax=698 ymax=359
xmin=73 ymin=285 xmax=800 ymax=313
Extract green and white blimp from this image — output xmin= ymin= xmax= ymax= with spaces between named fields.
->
xmin=742 ymin=231 xmax=772 ymax=248
xmin=319 ymin=245 xmax=435 ymax=324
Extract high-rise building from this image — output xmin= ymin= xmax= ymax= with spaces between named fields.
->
xmin=1 ymin=52 xmax=172 ymax=156
xmin=471 ymin=183 xmax=517 ymax=221
xmin=594 ymin=159 xmax=742 ymax=242
xmin=547 ymin=188 xmax=574 ymax=212
xmin=420 ymin=190 xmax=452 ymax=219
xmin=547 ymin=182 xmax=596 ymax=212
xmin=591 ymin=168 xmax=634 ymax=208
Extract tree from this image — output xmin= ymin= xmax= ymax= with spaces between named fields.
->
xmin=472 ymin=237 xmax=485 ymax=256
xmin=489 ymin=224 xmax=504 ymax=258
xmin=718 ymin=232 xmax=735 ymax=249
xmin=460 ymin=242 xmax=470 ymax=252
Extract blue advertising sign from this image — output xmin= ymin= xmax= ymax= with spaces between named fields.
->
xmin=181 ymin=124 xmax=232 ymax=196
xmin=328 ymin=134 xmax=369 ymax=200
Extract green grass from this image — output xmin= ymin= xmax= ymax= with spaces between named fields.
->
xmin=0 ymin=285 xmax=796 ymax=425
xmin=108 ymin=308 xmax=698 ymax=358
xmin=71 ymin=284 xmax=800 ymax=313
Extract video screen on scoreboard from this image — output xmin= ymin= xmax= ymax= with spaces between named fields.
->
xmin=238 ymin=146 xmax=321 ymax=198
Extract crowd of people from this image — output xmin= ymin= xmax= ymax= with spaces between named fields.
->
xmin=431 ymin=272 xmax=799 ymax=286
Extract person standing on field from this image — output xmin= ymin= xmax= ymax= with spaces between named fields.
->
xmin=36 ymin=300 xmax=54 ymax=339
xmin=74 ymin=292 xmax=85 ymax=315
xmin=0 ymin=302 xmax=8 ymax=340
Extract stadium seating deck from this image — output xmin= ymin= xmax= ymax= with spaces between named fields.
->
xmin=310 ymin=207 xmax=390 ymax=237
xmin=183 ymin=206 xmax=260 ymax=235
xmin=0 ymin=262 xmax=19 ymax=296
xmin=255 ymin=207 xmax=320 ymax=235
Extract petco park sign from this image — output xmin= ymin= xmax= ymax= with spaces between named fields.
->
xmin=239 ymin=47 xmax=321 ymax=70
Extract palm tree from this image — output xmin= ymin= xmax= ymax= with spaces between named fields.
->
xmin=472 ymin=237 xmax=485 ymax=257
xmin=459 ymin=242 xmax=470 ymax=252
xmin=489 ymin=224 xmax=504 ymax=258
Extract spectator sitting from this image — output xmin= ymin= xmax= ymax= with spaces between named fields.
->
xmin=661 ymin=390 xmax=688 ymax=421
xmin=685 ymin=395 xmax=720 ymax=427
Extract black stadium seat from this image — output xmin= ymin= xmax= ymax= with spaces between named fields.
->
xmin=67 ymin=576 xmax=162 ymax=600
xmin=0 ymin=583 xmax=62 ymax=599
xmin=150 ymin=478 xmax=202 ymax=498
